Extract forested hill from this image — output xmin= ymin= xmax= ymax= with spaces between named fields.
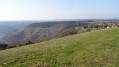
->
xmin=1 ymin=21 xmax=88 ymax=45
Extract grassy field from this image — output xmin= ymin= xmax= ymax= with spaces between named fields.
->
xmin=0 ymin=28 xmax=119 ymax=67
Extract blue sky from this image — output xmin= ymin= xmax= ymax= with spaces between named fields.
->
xmin=0 ymin=0 xmax=119 ymax=20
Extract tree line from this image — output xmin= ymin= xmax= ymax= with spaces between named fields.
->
xmin=0 ymin=41 xmax=33 ymax=50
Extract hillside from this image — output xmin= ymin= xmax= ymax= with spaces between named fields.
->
xmin=0 ymin=21 xmax=34 ymax=40
xmin=1 ymin=21 xmax=88 ymax=44
xmin=0 ymin=25 xmax=16 ymax=34
xmin=0 ymin=28 xmax=119 ymax=67
xmin=0 ymin=25 xmax=16 ymax=40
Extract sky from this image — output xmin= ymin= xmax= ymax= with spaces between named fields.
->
xmin=0 ymin=0 xmax=119 ymax=21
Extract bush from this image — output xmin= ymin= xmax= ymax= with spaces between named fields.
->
xmin=0 ymin=43 xmax=8 ymax=50
xmin=25 ymin=41 xmax=33 ymax=45
xmin=16 ymin=43 xmax=23 ymax=47
xmin=86 ymin=28 xmax=92 ymax=32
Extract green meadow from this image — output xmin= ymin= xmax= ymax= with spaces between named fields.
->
xmin=0 ymin=28 xmax=119 ymax=67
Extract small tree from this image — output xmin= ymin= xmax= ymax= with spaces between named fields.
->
xmin=0 ymin=43 xmax=8 ymax=50
xmin=16 ymin=43 xmax=23 ymax=47
xmin=95 ymin=25 xmax=99 ymax=28
xmin=25 ymin=41 xmax=33 ymax=45
xmin=104 ymin=24 xmax=108 ymax=28
xmin=86 ymin=28 xmax=91 ymax=32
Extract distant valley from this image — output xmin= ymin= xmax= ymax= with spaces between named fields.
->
xmin=0 ymin=21 xmax=41 ymax=40
xmin=0 ymin=20 xmax=119 ymax=45
xmin=0 ymin=21 xmax=89 ymax=45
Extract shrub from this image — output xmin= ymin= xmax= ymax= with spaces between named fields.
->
xmin=25 ymin=41 xmax=33 ymax=45
xmin=0 ymin=43 xmax=8 ymax=50
xmin=86 ymin=28 xmax=92 ymax=32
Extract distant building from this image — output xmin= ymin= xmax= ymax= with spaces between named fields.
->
xmin=81 ymin=26 xmax=84 ymax=29
xmin=107 ymin=22 xmax=118 ymax=28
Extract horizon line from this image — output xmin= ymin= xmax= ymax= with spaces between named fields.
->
xmin=0 ymin=18 xmax=119 ymax=21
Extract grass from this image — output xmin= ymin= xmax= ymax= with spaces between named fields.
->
xmin=0 ymin=28 xmax=119 ymax=67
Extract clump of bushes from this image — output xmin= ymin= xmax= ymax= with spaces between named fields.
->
xmin=0 ymin=41 xmax=33 ymax=50
xmin=86 ymin=28 xmax=92 ymax=32
xmin=0 ymin=43 xmax=8 ymax=50
xmin=62 ymin=28 xmax=94 ymax=37
xmin=15 ymin=41 xmax=33 ymax=47
xmin=62 ymin=29 xmax=78 ymax=36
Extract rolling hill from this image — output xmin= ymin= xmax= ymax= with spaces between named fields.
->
xmin=1 ymin=21 xmax=88 ymax=45
xmin=0 ymin=28 xmax=119 ymax=67
xmin=0 ymin=25 xmax=16 ymax=34
xmin=0 ymin=25 xmax=16 ymax=40
xmin=0 ymin=21 xmax=35 ymax=40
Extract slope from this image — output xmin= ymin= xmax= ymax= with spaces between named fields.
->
xmin=0 ymin=28 xmax=119 ymax=67
xmin=0 ymin=25 xmax=16 ymax=40
xmin=1 ymin=21 xmax=88 ymax=45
